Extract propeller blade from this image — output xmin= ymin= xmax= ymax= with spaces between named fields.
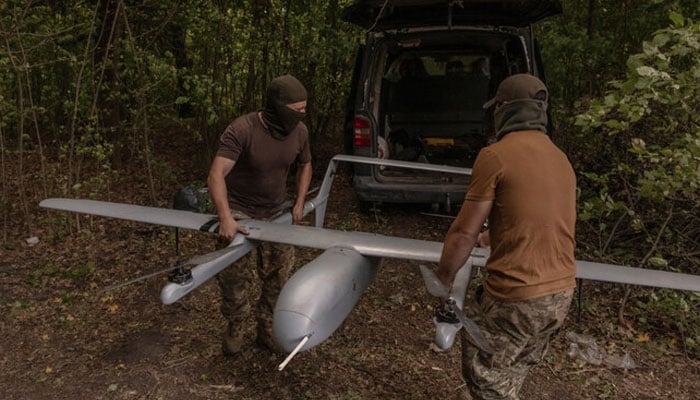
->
xmin=102 ymin=241 xmax=244 ymax=293
xmin=102 ymin=265 xmax=178 ymax=293
xmin=451 ymin=305 xmax=495 ymax=354
xmin=420 ymin=264 xmax=450 ymax=298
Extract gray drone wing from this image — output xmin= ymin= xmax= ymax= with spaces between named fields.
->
xmin=39 ymin=198 xmax=220 ymax=232
xmin=40 ymin=198 xmax=700 ymax=293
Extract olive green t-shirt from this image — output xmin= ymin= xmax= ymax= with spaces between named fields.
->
xmin=216 ymin=112 xmax=311 ymax=218
xmin=466 ymin=130 xmax=577 ymax=301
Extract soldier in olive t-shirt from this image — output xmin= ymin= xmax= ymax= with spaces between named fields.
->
xmin=207 ymin=75 xmax=312 ymax=356
xmin=216 ymin=111 xmax=311 ymax=219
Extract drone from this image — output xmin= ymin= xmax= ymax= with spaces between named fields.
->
xmin=40 ymin=155 xmax=700 ymax=370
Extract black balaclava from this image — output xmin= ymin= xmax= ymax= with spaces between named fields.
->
xmin=493 ymin=98 xmax=548 ymax=139
xmin=483 ymin=74 xmax=549 ymax=139
xmin=261 ymin=75 xmax=307 ymax=140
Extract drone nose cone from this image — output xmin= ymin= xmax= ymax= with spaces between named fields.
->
xmin=272 ymin=246 xmax=380 ymax=354
xmin=273 ymin=310 xmax=315 ymax=353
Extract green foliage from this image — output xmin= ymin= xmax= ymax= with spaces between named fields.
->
xmin=27 ymin=263 xmax=61 ymax=288
xmin=0 ymin=0 xmax=363 ymax=219
xmin=64 ymin=260 xmax=96 ymax=280
xmin=574 ymin=14 xmax=699 ymax=264
xmin=634 ymin=290 xmax=700 ymax=356
xmin=27 ymin=258 xmax=94 ymax=287
xmin=573 ymin=15 xmax=700 ymax=351
xmin=10 ymin=300 xmax=32 ymax=318
xmin=537 ymin=0 xmax=700 ymax=110
xmin=61 ymin=293 xmax=78 ymax=306
xmin=338 ymin=220 xmax=354 ymax=231
xmin=597 ymin=382 xmax=616 ymax=399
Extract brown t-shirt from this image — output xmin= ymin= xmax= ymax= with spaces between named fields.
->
xmin=216 ymin=112 xmax=311 ymax=218
xmin=466 ymin=130 xmax=577 ymax=301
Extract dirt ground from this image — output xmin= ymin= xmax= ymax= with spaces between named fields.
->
xmin=2 ymin=141 xmax=699 ymax=400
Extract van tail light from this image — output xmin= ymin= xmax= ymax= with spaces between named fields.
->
xmin=353 ymin=116 xmax=372 ymax=148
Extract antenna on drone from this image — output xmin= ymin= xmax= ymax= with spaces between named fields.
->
xmin=277 ymin=335 xmax=310 ymax=371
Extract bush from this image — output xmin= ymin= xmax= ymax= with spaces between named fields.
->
xmin=573 ymin=13 xmax=700 ymax=354
xmin=574 ymin=12 xmax=699 ymax=269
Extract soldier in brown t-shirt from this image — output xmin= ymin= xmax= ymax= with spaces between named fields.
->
xmin=436 ymin=74 xmax=576 ymax=400
xmin=207 ymin=75 xmax=312 ymax=356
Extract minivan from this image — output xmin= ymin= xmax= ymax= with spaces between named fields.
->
xmin=342 ymin=0 xmax=561 ymax=211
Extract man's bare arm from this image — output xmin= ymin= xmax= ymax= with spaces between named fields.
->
xmin=436 ymin=200 xmax=493 ymax=290
xmin=292 ymin=161 xmax=312 ymax=224
xmin=207 ymin=156 xmax=248 ymax=240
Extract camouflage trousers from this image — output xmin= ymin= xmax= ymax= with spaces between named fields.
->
xmin=217 ymin=210 xmax=294 ymax=353
xmin=461 ymin=288 xmax=574 ymax=400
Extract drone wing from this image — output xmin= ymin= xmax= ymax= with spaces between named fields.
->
xmin=576 ymin=260 xmax=700 ymax=292
xmin=40 ymin=198 xmax=700 ymax=292
xmin=39 ymin=198 xmax=220 ymax=232
xmin=39 ymin=197 xmax=488 ymax=264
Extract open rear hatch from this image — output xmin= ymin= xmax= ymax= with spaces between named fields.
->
xmin=344 ymin=0 xmax=562 ymax=202
xmin=342 ymin=0 xmax=562 ymax=30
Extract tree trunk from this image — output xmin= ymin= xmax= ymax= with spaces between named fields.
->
xmin=94 ymin=0 xmax=125 ymax=168
xmin=586 ymin=0 xmax=595 ymax=39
